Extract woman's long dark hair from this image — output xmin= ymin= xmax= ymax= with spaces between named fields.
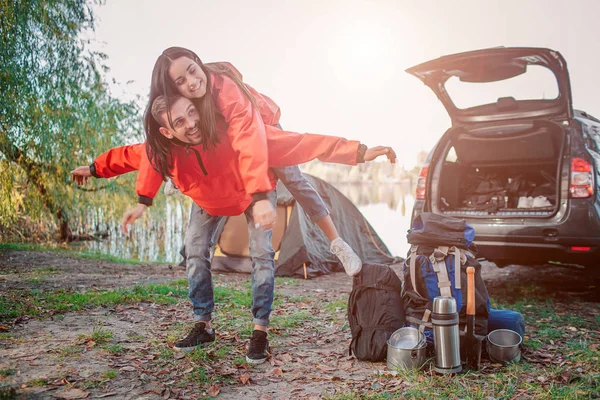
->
xmin=145 ymin=46 xmax=258 ymax=179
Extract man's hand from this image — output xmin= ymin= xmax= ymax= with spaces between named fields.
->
xmin=252 ymin=199 xmax=276 ymax=231
xmin=364 ymin=146 xmax=397 ymax=163
xmin=121 ymin=204 xmax=148 ymax=234
xmin=70 ymin=166 xmax=92 ymax=185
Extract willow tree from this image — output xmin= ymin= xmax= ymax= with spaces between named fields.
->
xmin=0 ymin=0 xmax=142 ymax=240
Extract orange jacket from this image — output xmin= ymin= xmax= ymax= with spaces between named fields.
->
xmin=92 ymin=67 xmax=363 ymax=216
xmin=93 ymin=127 xmax=361 ymax=215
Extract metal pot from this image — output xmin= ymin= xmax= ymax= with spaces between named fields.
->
xmin=486 ymin=329 xmax=522 ymax=363
xmin=387 ymin=327 xmax=427 ymax=369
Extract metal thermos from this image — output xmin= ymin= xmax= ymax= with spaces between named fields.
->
xmin=432 ymin=296 xmax=462 ymax=374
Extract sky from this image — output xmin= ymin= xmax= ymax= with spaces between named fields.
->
xmin=92 ymin=0 xmax=600 ymax=169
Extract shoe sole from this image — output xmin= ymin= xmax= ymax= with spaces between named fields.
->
xmin=173 ymin=345 xmax=199 ymax=353
xmin=173 ymin=341 xmax=213 ymax=353
xmin=245 ymin=355 xmax=268 ymax=364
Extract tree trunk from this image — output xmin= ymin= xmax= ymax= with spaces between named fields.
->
xmin=0 ymin=133 xmax=73 ymax=241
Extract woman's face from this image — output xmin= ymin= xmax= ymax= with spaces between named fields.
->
xmin=168 ymin=56 xmax=207 ymax=99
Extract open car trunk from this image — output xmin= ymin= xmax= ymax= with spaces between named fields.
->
xmin=433 ymin=121 xmax=565 ymax=217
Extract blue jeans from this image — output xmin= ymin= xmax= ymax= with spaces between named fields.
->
xmin=185 ymin=190 xmax=277 ymax=327
xmin=272 ymin=166 xmax=329 ymax=222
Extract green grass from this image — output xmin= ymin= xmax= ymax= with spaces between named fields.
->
xmin=103 ymin=343 xmax=124 ymax=354
xmin=186 ymin=366 xmax=210 ymax=385
xmin=101 ymin=369 xmax=117 ymax=380
xmin=1 ymin=282 xmax=190 ymax=321
xmin=27 ymin=378 xmax=47 ymax=387
xmin=214 ymin=285 xmax=252 ymax=308
xmin=127 ymin=332 xmax=146 ymax=340
xmin=0 ymin=242 xmax=155 ymax=265
xmin=324 ymin=299 xmax=347 ymax=314
xmin=186 ymin=344 xmax=235 ymax=364
xmin=275 ymin=277 xmax=300 ymax=286
xmin=78 ymin=326 xmax=113 ymax=344
xmin=271 ymin=310 xmax=313 ymax=330
xmin=0 ymin=369 xmax=16 ymax=377
xmin=56 ymin=345 xmax=82 ymax=359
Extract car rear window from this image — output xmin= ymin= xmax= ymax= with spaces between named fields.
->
xmin=445 ymin=65 xmax=559 ymax=110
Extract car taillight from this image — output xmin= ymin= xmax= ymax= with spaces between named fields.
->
xmin=569 ymin=158 xmax=594 ymax=199
xmin=416 ymin=163 xmax=429 ymax=200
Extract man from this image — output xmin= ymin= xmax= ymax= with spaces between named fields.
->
xmin=72 ymin=94 xmax=396 ymax=364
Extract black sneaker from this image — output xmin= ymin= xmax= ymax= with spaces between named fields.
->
xmin=173 ymin=322 xmax=215 ymax=352
xmin=246 ymin=330 xmax=269 ymax=364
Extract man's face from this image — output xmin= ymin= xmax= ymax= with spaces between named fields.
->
xmin=158 ymin=97 xmax=202 ymax=145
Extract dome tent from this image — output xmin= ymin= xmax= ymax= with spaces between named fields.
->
xmin=209 ymin=174 xmax=398 ymax=278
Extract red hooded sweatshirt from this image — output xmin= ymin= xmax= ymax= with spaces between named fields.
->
xmin=92 ymin=66 xmax=364 ymax=216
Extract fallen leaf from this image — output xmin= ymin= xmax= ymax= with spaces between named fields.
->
xmin=280 ymin=353 xmax=293 ymax=363
xmin=239 ymin=374 xmax=250 ymax=385
xmin=119 ymin=366 xmax=136 ymax=372
xmin=21 ymin=355 xmax=38 ymax=361
xmin=162 ymin=388 xmax=171 ymax=399
xmin=270 ymin=368 xmax=283 ymax=376
xmin=96 ymin=393 xmax=118 ymax=398
xmin=207 ymin=385 xmax=220 ymax=397
xmin=79 ymin=370 xmax=92 ymax=378
xmin=537 ymin=376 xmax=547 ymax=383
xmin=316 ymin=365 xmax=337 ymax=372
xmin=588 ymin=343 xmax=598 ymax=351
xmin=567 ymin=326 xmax=578 ymax=332
xmin=338 ymin=361 xmax=353 ymax=370
xmin=53 ymin=388 xmax=89 ymax=399
xmin=270 ymin=358 xmax=284 ymax=367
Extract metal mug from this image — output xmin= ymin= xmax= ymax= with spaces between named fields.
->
xmin=387 ymin=327 xmax=427 ymax=370
xmin=486 ymin=329 xmax=522 ymax=363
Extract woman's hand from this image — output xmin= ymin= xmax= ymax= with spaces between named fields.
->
xmin=121 ymin=204 xmax=148 ymax=234
xmin=70 ymin=166 xmax=92 ymax=185
xmin=364 ymin=146 xmax=397 ymax=163
xmin=252 ymin=199 xmax=277 ymax=231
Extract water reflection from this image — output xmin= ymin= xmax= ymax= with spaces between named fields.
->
xmin=332 ymin=182 xmax=415 ymax=258
xmin=82 ymin=183 xmax=416 ymax=262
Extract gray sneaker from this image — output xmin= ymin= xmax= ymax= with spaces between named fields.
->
xmin=330 ymin=237 xmax=362 ymax=276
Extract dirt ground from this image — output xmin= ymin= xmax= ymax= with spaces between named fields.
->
xmin=0 ymin=249 xmax=598 ymax=399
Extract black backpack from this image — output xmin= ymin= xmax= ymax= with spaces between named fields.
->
xmin=403 ymin=213 xmax=490 ymax=336
xmin=347 ymin=263 xmax=405 ymax=361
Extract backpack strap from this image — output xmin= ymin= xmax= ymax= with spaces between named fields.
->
xmin=405 ymin=309 xmax=433 ymax=330
xmin=431 ymin=246 xmax=452 ymax=297
xmin=419 ymin=309 xmax=431 ymax=334
xmin=409 ymin=245 xmax=421 ymax=297
xmin=453 ymin=247 xmax=461 ymax=290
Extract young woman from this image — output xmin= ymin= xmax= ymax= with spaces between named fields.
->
xmin=142 ymin=48 xmax=375 ymax=276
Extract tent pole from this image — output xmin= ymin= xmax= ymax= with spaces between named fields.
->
xmin=303 ymin=263 xmax=307 ymax=279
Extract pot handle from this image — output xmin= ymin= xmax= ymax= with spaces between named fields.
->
xmin=411 ymin=349 xmax=417 ymax=360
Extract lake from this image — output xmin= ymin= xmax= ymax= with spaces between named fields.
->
xmin=82 ymin=182 xmax=416 ymax=263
